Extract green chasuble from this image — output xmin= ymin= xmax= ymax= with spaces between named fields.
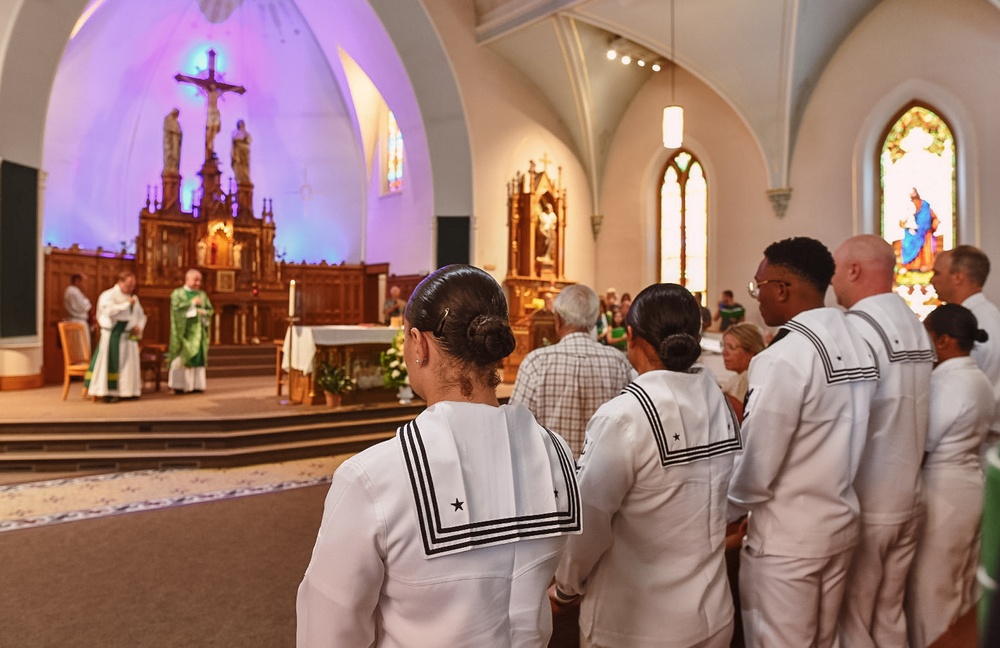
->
xmin=168 ymin=287 xmax=214 ymax=368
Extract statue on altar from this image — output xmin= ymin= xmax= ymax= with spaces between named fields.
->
xmin=163 ymin=108 xmax=182 ymax=174
xmin=231 ymin=119 xmax=252 ymax=184
xmin=506 ymin=156 xmax=566 ymax=281
xmin=536 ymin=201 xmax=557 ymax=262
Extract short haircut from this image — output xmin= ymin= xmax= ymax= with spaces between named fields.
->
xmin=722 ymin=290 xmax=734 ymax=299
xmin=764 ymin=237 xmax=835 ymax=294
xmin=553 ymin=284 xmax=600 ymax=329
xmin=70 ymin=273 xmax=84 ymax=284
xmin=950 ymin=245 xmax=990 ymax=287
xmin=117 ymin=270 xmax=136 ymax=283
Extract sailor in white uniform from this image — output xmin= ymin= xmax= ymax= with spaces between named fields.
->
xmin=906 ymin=304 xmax=995 ymax=647
xmin=931 ymin=246 xmax=1000 ymax=460
xmin=730 ymin=238 xmax=878 ymax=648
xmin=297 ymin=265 xmax=580 ymax=648
xmin=551 ymin=283 xmax=741 ymax=648
xmin=831 ymin=235 xmax=935 ymax=647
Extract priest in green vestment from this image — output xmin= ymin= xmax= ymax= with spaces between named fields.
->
xmin=167 ymin=268 xmax=214 ymax=394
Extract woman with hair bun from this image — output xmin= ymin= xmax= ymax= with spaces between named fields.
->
xmin=298 ymin=265 xmax=581 ymax=647
xmin=551 ymin=283 xmax=742 ymax=648
xmin=906 ymin=303 xmax=994 ymax=647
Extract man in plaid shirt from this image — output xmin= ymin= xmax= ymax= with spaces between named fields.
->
xmin=510 ymin=284 xmax=635 ymax=457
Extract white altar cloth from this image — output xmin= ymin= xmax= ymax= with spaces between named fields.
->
xmin=282 ymin=325 xmax=399 ymax=374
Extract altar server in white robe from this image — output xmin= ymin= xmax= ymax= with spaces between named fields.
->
xmin=931 ymin=245 xmax=1000 ymax=458
xmin=730 ymin=237 xmax=878 ymax=648
xmin=831 ymin=235 xmax=935 ymax=647
xmin=906 ymin=303 xmax=994 ymax=647
xmin=297 ymin=265 xmax=581 ymax=648
xmin=85 ymin=271 xmax=146 ymax=401
xmin=551 ymin=283 xmax=741 ymax=648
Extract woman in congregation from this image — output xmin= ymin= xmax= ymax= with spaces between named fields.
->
xmin=604 ymin=305 xmax=628 ymax=351
xmin=550 ymin=283 xmax=742 ymax=648
xmin=907 ymin=303 xmax=994 ymax=647
xmin=720 ymin=322 xmax=766 ymax=418
xmin=297 ymin=265 xmax=581 ymax=647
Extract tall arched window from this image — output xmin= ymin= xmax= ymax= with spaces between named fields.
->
xmin=660 ymin=150 xmax=707 ymax=293
xmin=385 ymin=110 xmax=404 ymax=194
xmin=880 ymin=103 xmax=956 ymax=317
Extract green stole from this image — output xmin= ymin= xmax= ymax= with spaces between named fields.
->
xmin=85 ymin=321 xmax=127 ymax=389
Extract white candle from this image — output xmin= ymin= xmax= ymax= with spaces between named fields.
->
xmin=289 ymin=279 xmax=296 ymax=317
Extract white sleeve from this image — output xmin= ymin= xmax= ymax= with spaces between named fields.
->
xmin=728 ymin=352 xmax=806 ymax=508
xmin=297 ymin=461 xmax=385 ymax=647
xmin=554 ymin=409 xmax=635 ymax=597
xmin=926 ymin=378 xmax=959 ymax=454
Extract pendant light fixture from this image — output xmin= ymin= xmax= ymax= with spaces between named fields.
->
xmin=662 ymin=0 xmax=683 ymax=148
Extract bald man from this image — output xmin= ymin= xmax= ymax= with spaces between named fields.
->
xmin=168 ymin=269 xmax=214 ymax=394
xmin=831 ymin=235 xmax=935 ymax=648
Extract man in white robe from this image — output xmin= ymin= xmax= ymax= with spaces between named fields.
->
xmin=831 ymin=235 xmax=935 ymax=647
xmin=931 ymin=245 xmax=1000 ymax=457
xmin=85 ymin=271 xmax=146 ymax=401
xmin=730 ymin=237 xmax=878 ymax=648
xmin=63 ymin=273 xmax=92 ymax=324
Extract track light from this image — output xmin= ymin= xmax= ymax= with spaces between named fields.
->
xmin=621 ymin=55 xmax=631 ymax=65
xmin=607 ymin=48 xmax=617 ymax=61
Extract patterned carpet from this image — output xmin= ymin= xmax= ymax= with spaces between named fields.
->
xmin=0 ymin=454 xmax=348 ymax=533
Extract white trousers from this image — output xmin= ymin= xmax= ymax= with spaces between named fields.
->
xmin=739 ymin=545 xmax=853 ymax=648
xmin=839 ymin=514 xmax=920 ymax=648
xmin=167 ymin=356 xmax=207 ymax=392
xmin=906 ymin=468 xmax=983 ymax=648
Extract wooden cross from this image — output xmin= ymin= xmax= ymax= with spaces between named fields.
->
xmin=175 ymin=49 xmax=246 ymax=162
xmin=539 ymin=152 xmax=552 ymax=173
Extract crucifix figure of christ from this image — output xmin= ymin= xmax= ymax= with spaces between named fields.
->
xmin=175 ymin=49 xmax=246 ymax=163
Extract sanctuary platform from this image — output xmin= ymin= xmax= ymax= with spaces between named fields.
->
xmin=0 ymin=374 xmax=503 ymax=475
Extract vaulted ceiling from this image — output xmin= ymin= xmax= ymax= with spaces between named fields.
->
xmin=473 ymin=0 xmax=881 ymax=191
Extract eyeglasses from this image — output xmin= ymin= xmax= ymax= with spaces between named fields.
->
xmin=747 ymin=278 xmax=791 ymax=299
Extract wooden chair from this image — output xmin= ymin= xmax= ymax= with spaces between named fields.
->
xmin=57 ymin=320 xmax=91 ymax=400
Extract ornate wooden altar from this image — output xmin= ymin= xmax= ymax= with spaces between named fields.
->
xmin=503 ymin=157 xmax=573 ymax=383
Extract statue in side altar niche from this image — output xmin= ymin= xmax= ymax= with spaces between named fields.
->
xmin=536 ymin=201 xmax=557 ymax=262
xmin=231 ymin=119 xmax=252 ymax=184
xmin=163 ymin=108 xmax=182 ymax=174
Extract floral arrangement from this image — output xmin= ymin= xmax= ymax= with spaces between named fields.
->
xmin=380 ymin=328 xmax=409 ymax=389
xmin=315 ymin=362 xmax=356 ymax=395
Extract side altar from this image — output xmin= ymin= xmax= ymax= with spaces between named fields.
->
xmin=503 ymin=157 xmax=574 ymax=383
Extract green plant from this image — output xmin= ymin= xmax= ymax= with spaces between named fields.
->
xmin=379 ymin=328 xmax=408 ymax=389
xmin=315 ymin=362 xmax=356 ymax=395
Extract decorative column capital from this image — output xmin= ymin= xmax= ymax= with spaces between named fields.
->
xmin=766 ymin=188 xmax=792 ymax=218
xmin=590 ymin=214 xmax=604 ymax=239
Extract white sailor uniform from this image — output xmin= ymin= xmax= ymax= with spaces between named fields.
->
xmin=906 ymin=356 xmax=994 ymax=647
xmin=839 ymin=292 xmax=935 ymax=647
xmin=554 ymin=367 xmax=742 ymax=648
xmin=296 ymin=402 xmax=580 ymax=648
xmin=729 ymin=307 xmax=878 ymax=648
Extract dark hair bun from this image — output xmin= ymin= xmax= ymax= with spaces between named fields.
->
xmin=467 ymin=314 xmax=516 ymax=363
xmin=975 ymin=328 xmax=990 ymax=344
xmin=658 ymin=333 xmax=701 ymax=372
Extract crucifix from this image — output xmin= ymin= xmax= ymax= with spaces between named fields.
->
xmin=175 ymin=49 xmax=246 ymax=163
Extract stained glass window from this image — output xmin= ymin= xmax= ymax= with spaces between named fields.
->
xmin=880 ymin=104 xmax=956 ymax=318
xmin=660 ymin=150 xmax=707 ymax=294
xmin=386 ymin=110 xmax=404 ymax=193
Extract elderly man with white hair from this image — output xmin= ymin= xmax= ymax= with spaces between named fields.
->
xmin=510 ymin=284 xmax=635 ymax=457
